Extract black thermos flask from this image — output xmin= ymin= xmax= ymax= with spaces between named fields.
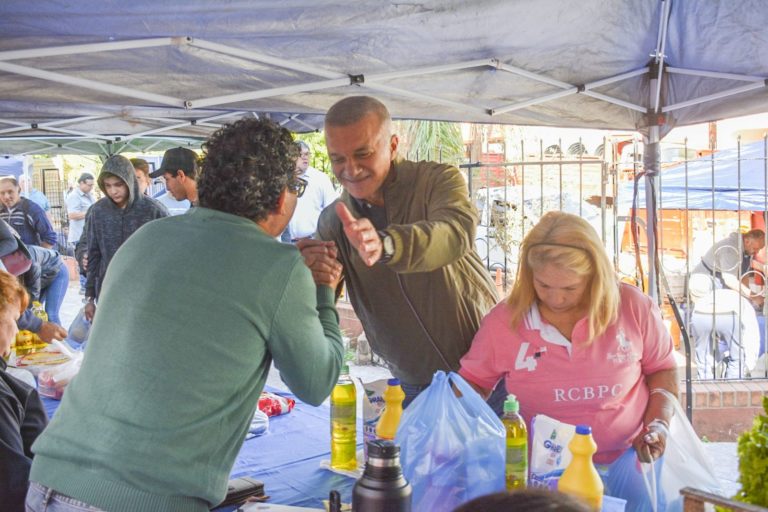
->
xmin=352 ymin=440 xmax=412 ymax=512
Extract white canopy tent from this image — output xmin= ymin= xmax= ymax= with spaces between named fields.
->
xmin=1 ymin=0 xmax=767 ymax=295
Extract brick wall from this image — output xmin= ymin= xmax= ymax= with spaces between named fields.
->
xmin=681 ymin=380 xmax=768 ymax=441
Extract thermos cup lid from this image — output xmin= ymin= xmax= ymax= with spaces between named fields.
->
xmin=367 ymin=439 xmax=400 ymax=458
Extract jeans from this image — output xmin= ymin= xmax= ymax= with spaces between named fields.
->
xmin=40 ymin=261 xmax=69 ymax=326
xmin=690 ymin=310 xmax=750 ymax=379
xmin=401 ymin=377 xmax=507 ymax=417
xmin=25 ymin=482 xmax=105 ymax=512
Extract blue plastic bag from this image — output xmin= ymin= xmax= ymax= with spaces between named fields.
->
xmin=603 ymin=447 xmax=665 ymax=512
xmin=396 ymin=371 xmax=505 ymax=511
xmin=66 ymin=307 xmax=91 ymax=346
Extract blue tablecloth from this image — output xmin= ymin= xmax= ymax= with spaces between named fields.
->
xmin=42 ymin=387 xmax=360 ymax=509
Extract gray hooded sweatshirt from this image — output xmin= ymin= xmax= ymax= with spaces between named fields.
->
xmin=85 ymin=155 xmax=168 ymax=299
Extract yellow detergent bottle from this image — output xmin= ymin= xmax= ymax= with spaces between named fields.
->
xmin=502 ymin=394 xmax=528 ymax=490
xmin=330 ymin=363 xmax=357 ymax=470
xmin=558 ymin=424 xmax=604 ymax=510
xmin=375 ymin=378 xmax=405 ymax=440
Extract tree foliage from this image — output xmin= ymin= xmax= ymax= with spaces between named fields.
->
xmin=395 ymin=120 xmax=465 ymax=165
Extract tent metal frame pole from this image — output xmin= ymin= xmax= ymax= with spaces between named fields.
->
xmin=363 ymin=58 xmax=496 ymax=81
xmin=651 ymin=0 xmax=672 ymax=113
xmin=283 ymin=115 xmax=317 ymax=132
xmin=584 ymin=67 xmax=649 ymax=89
xmin=667 ymin=67 xmax=766 ymax=82
xmin=190 ymin=77 xmax=351 ymax=109
xmin=0 ymin=61 xmax=183 ymax=107
xmin=645 ymin=126 xmax=660 ymax=303
xmin=0 ymin=38 xmax=178 ymax=61
xmin=495 ymin=62 xmax=573 ymax=89
xmin=188 ymin=38 xmax=341 ymax=79
xmin=490 ymin=88 xmax=577 ymax=116
xmin=581 ymin=91 xmax=647 ymax=113
xmin=126 ymin=111 xmax=246 ymax=139
xmin=663 ymin=82 xmax=768 ymax=113
xmin=645 ymin=0 xmax=672 ymax=303
xmin=23 ymin=125 xmax=113 ymax=141
xmin=361 ymin=82 xmax=488 ymax=114
xmin=190 ymin=38 xmax=486 ymax=116
xmin=492 ymin=65 xmax=650 ymax=116
xmin=0 ymin=115 xmax=111 ymax=136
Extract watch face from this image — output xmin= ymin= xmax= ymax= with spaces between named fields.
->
xmin=383 ymin=235 xmax=395 ymax=256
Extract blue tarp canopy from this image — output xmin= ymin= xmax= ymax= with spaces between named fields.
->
xmin=0 ymin=1 xmax=767 ymax=155
xmin=620 ymin=140 xmax=768 ymax=211
xmin=0 ymin=155 xmax=24 ymax=178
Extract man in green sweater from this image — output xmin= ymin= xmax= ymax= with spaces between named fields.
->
xmin=26 ymin=118 xmax=345 ymax=512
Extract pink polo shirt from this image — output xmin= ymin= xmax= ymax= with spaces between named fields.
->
xmin=459 ymin=283 xmax=676 ymax=464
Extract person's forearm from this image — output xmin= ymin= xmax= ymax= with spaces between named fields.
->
xmin=68 ymin=211 xmax=86 ymax=221
xmin=642 ymin=368 xmax=678 ymax=428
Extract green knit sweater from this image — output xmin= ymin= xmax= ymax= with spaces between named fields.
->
xmin=29 ymin=207 xmax=344 ymax=512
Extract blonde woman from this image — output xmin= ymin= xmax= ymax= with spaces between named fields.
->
xmin=0 ymin=270 xmax=47 ymax=510
xmin=459 ymin=211 xmax=678 ymax=510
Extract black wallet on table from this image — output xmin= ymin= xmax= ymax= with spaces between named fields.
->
xmin=213 ymin=476 xmax=266 ymax=509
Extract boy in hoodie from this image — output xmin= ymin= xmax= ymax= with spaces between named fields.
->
xmin=83 ymin=155 xmax=168 ymax=321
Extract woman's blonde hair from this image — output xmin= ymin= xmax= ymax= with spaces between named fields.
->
xmin=0 ymin=270 xmax=28 ymax=314
xmin=506 ymin=211 xmax=619 ymax=341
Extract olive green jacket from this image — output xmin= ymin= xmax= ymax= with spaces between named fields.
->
xmin=318 ymin=158 xmax=498 ymax=385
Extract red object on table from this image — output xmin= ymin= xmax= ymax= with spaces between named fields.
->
xmin=258 ymin=391 xmax=296 ymax=417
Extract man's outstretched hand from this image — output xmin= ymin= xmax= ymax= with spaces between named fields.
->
xmin=335 ymin=203 xmax=382 ymax=267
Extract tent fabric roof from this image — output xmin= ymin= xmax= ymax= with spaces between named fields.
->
xmin=0 ymin=1 xmax=767 ymax=155
xmin=620 ymin=139 xmax=768 ymax=211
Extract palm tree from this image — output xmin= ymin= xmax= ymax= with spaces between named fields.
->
xmin=395 ymin=120 xmax=465 ymax=165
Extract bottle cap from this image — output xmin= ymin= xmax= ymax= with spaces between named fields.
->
xmin=575 ymin=424 xmax=592 ymax=435
xmin=387 ymin=378 xmax=400 ymax=386
xmin=367 ymin=439 xmax=400 ymax=459
xmin=503 ymin=394 xmax=519 ymax=413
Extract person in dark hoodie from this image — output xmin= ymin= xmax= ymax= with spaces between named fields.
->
xmin=83 ymin=155 xmax=168 ymax=321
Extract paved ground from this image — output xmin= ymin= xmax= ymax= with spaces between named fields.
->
xmin=56 ymin=280 xmax=741 ymax=498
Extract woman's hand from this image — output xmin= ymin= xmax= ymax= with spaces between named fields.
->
xmin=632 ymin=419 xmax=669 ymax=462
xmin=636 ymin=368 xmax=678 ymax=463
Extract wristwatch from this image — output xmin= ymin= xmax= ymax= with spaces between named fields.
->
xmin=378 ymin=230 xmax=395 ymax=264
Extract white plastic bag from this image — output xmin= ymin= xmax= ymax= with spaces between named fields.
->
xmin=37 ymin=341 xmax=84 ymax=400
xmin=641 ymin=389 xmax=723 ymax=512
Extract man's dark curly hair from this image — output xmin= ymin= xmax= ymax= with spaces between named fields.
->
xmin=198 ymin=117 xmax=297 ymax=221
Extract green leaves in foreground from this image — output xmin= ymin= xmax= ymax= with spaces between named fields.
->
xmin=733 ymin=395 xmax=768 ymax=506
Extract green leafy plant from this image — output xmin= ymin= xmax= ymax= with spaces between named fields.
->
xmin=733 ymin=395 xmax=768 ymax=506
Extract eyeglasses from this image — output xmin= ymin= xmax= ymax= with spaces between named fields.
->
xmin=288 ymin=177 xmax=307 ymax=198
